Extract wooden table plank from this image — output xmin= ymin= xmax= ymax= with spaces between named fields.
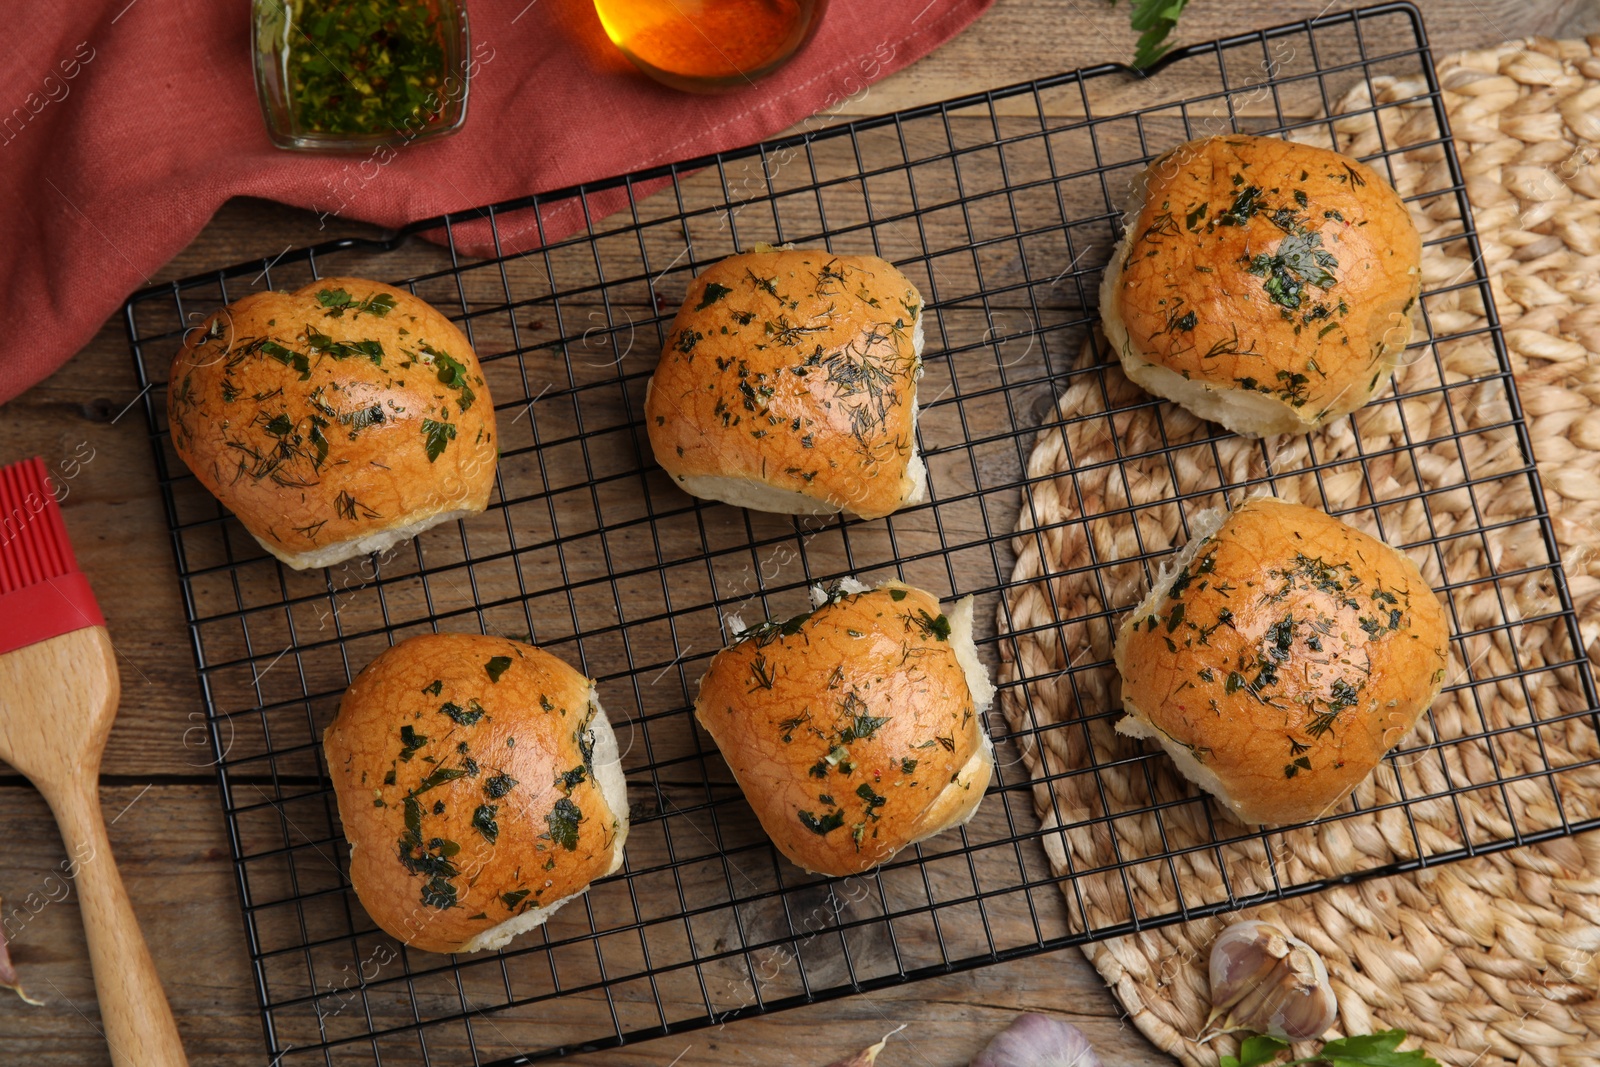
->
xmin=4 ymin=1 xmax=1598 ymax=1063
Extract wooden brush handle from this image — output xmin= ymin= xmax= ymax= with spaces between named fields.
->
xmin=47 ymin=780 xmax=189 ymax=1067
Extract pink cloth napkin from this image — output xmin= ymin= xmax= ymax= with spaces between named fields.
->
xmin=0 ymin=0 xmax=993 ymax=405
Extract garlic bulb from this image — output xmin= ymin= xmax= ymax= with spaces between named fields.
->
xmin=969 ymin=1012 xmax=1102 ymax=1067
xmin=1206 ymin=919 xmax=1337 ymax=1042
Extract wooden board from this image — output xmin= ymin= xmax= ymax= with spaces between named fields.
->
xmin=3 ymin=2 xmax=1597 ymax=1063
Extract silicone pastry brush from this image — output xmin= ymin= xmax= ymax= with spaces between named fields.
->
xmin=0 ymin=456 xmax=188 ymax=1066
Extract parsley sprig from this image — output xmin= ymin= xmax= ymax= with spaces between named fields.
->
xmin=1224 ymin=1030 xmax=1441 ymax=1067
xmin=1116 ymin=0 xmax=1193 ymax=69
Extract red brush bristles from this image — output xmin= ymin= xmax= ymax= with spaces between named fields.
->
xmin=0 ymin=457 xmax=78 ymax=595
xmin=0 ymin=457 xmax=103 ymax=656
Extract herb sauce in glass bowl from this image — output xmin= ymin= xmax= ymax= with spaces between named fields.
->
xmin=252 ymin=0 xmax=471 ymax=152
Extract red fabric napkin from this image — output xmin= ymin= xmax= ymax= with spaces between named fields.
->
xmin=1 ymin=0 xmax=993 ymax=406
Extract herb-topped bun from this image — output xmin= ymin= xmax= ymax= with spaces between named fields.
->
xmin=1100 ymin=135 xmax=1422 ymax=437
xmin=1114 ymin=497 xmax=1450 ymax=825
xmin=694 ymin=580 xmax=994 ymax=877
xmin=323 ymin=633 xmax=628 ymax=954
xmin=644 ymin=248 xmax=926 ymax=520
xmin=166 ymin=277 xmax=497 ymax=570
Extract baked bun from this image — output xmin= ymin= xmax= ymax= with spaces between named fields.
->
xmin=167 ymin=277 xmax=497 ymax=570
xmin=1113 ymin=497 xmax=1450 ymax=825
xmin=644 ymin=248 xmax=926 ymax=520
xmin=323 ymin=633 xmax=628 ymax=954
xmin=695 ymin=580 xmax=994 ymax=876
xmin=1100 ymin=135 xmax=1422 ymax=437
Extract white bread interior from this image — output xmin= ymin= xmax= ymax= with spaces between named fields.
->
xmin=457 ymin=687 xmax=629 ymax=953
xmin=254 ymin=507 xmax=476 ymax=571
xmin=1112 ymin=506 xmax=1240 ymax=810
xmin=909 ymin=592 xmax=995 ymax=842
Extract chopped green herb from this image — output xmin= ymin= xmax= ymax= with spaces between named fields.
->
xmin=546 ymin=797 xmax=582 ymax=850
xmin=412 ymin=766 xmax=467 ymax=795
xmin=421 ymin=418 xmax=456 ymax=462
xmin=484 ymin=773 xmax=517 ymax=799
xmin=398 ymin=725 xmax=428 ymax=761
xmin=798 ymin=809 xmax=845 ymax=835
xmin=911 ymin=610 xmax=952 ymax=642
xmin=695 ymin=282 xmax=734 ymax=310
xmin=439 ymin=700 xmax=485 ymax=726
xmin=855 ymin=783 xmax=886 ymax=809
xmin=1217 ymin=184 xmax=1265 ymax=226
xmin=277 ymin=0 xmax=455 ymax=137
xmin=317 ymin=288 xmax=397 ymax=318
xmin=471 ymin=803 xmax=498 ymax=843
xmin=484 ymin=656 xmax=512 ymax=682
xmin=422 ymin=345 xmax=476 ymax=410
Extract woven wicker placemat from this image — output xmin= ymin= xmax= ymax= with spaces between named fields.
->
xmin=999 ymin=37 xmax=1600 ymax=1067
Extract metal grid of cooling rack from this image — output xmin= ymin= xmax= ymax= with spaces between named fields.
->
xmin=121 ymin=4 xmax=1599 ymax=1064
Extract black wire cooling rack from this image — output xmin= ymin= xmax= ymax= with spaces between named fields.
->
xmin=122 ymin=4 xmax=1600 ymax=1064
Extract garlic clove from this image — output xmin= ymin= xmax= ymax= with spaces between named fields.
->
xmin=969 ymin=1012 xmax=1103 ymax=1067
xmin=824 ymin=1025 xmax=904 ymax=1066
xmin=0 ymin=896 xmax=43 ymax=1006
xmin=1205 ymin=919 xmax=1337 ymax=1042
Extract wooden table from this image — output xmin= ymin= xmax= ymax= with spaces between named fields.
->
xmin=3 ymin=1 xmax=1596 ymax=1063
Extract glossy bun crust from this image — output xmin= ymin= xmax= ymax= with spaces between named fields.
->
xmin=324 ymin=634 xmax=627 ymax=954
xmin=1114 ymin=497 xmax=1450 ymax=825
xmin=645 ymin=249 xmax=926 ymax=520
xmin=695 ymin=583 xmax=993 ymax=877
xmin=1101 ymin=136 xmax=1422 ymax=436
xmin=167 ymin=277 xmax=497 ymax=569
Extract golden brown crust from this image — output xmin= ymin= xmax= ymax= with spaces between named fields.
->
xmin=166 ymin=277 xmax=497 ymax=566
xmin=1106 ymin=136 xmax=1422 ymax=429
xmin=694 ymin=584 xmax=989 ymax=876
xmin=323 ymin=634 xmax=622 ymax=954
xmin=1114 ymin=497 xmax=1450 ymax=825
xmin=644 ymin=250 xmax=923 ymax=520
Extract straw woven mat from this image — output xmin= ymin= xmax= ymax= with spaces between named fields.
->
xmin=998 ymin=37 xmax=1600 ymax=1066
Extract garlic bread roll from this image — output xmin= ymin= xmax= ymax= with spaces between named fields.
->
xmin=645 ymin=249 xmax=926 ymax=520
xmin=167 ymin=277 xmax=497 ymax=569
xmin=1100 ymin=135 xmax=1422 ymax=436
xmin=695 ymin=581 xmax=993 ymax=877
xmin=1114 ymin=497 xmax=1450 ymax=825
xmin=324 ymin=633 xmax=628 ymax=954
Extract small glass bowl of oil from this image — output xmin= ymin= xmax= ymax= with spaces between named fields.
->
xmin=593 ymin=0 xmax=829 ymax=93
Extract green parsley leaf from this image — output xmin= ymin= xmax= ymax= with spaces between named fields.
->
xmin=411 ymin=766 xmax=467 ymax=795
xmin=439 ymin=699 xmax=485 ymax=726
xmin=1118 ymin=0 xmax=1192 ymax=69
xmin=422 ymin=344 xmax=475 ymax=411
xmin=484 ymin=773 xmax=517 ymax=799
xmin=421 ymin=418 xmax=456 ymax=462
xmin=471 ymin=803 xmax=498 ymax=843
xmin=695 ymin=282 xmax=734 ymax=310
xmin=798 ymin=809 xmax=845 ymax=835
xmin=501 ymin=888 xmax=530 ymax=910
xmin=420 ymin=876 xmax=456 ymax=909
xmin=546 ymin=797 xmax=582 ymax=850
xmin=398 ymin=725 xmax=428 ymax=761
xmin=1220 ymin=1034 xmax=1287 ymax=1067
xmin=484 ymin=655 xmax=512 ymax=682
xmin=1317 ymin=1031 xmax=1441 ymax=1067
